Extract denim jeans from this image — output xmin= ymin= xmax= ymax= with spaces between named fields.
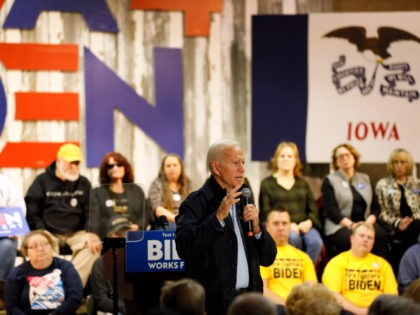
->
xmin=0 ymin=237 xmax=17 ymax=282
xmin=288 ymin=228 xmax=323 ymax=264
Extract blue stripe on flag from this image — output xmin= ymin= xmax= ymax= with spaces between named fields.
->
xmin=252 ymin=15 xmax=308 ymax=161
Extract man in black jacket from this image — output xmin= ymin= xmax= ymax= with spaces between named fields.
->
xmin=175 ymin=140 xmax=276 ymax=315
xmin=25 ymin=143 xmax=102 ymax=287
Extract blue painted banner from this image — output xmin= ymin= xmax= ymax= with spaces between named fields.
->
xmin=126 ymin=230 xmax=185 ymax=273
xmin=0 ymin=207 xmax=29 ymax=237
xmin=3 ymin=0 xmax=118 ymax=32
xmin=84 ymin=47 xmax=184 ymax=167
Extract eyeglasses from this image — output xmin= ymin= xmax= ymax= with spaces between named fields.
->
xmin=27 ymin=242 xmax=51 ymax=250
xmin=106 ymin=162 xmax=124 ymax=169
xmin=336 ymin=153 xmax=352 ymax=160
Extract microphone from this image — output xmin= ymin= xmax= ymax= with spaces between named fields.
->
xmin=158 ymin=215 xmax=169 ymax=230
xmin=242 ymin=188 xmax=253 ymax=237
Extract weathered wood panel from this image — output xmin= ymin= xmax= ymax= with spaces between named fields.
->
xmin=0 ymin=0 xmax=417 ymax=202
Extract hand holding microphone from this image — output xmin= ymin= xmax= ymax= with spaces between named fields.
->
xmin=241 ymin=188 xmax=254 ymax=237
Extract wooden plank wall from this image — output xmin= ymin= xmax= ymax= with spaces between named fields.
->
xmin=0 ymin=0 xmax=418 ymax=202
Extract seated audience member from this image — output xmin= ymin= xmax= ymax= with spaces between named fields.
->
xmin=149 ymin=154 xmax=191 ymax=230
xmin=367 ymin=294 xmax=420 ymax=315
xmin=159 ymin=278 xmax=206 ymax=315
xmin=260 ymin=209 xmax=317 ymax=309
xmin=227 ymin=292 xmax=277 ymax=315
xmin=321 ymin=143 xmax=388 ymax=259
xmin=4 ymin=230 xmax=83 ymax=315
xmin=375 ymin=148 xmax=420 ymax=274
xmin=259 ymin=142 xmax=323 ymax=264
xmin=322 ymin=222 xmax=397 ymax=315
xmin=0 ymin=173 xmax=26 ymax=310
xmin=25 ymin=143 xmax=102 ymax=288
xmin=90 ymin=152 xmax=152 ymax=239
xmin=90 ymin=216 xmax=132 ymax=314
xmin=402 ymin=278 xmax=420 ymax=304
xmin=285 ymin=283 xmax=343 ymax=315
xmin=398 ymin=235 xmax=420 ymax=294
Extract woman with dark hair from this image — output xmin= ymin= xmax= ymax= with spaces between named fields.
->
xmin=149 ymin=154 xmax=190 ymax=230
xmin=90 ymin=152 xmax=151 ymax=239
xmin=321 ymin=143 xmax=388 ymax=259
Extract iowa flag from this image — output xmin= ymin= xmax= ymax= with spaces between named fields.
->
xmin=252 ymin=13 xmax=420 ymax=163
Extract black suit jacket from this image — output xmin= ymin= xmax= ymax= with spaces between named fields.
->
xmin=175 ymin=176 xmax=276 ymax=315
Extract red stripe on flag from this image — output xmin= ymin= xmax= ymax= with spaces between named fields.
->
xmin=15 ymin=92 xmax=79 ymax=120
xmin=0 ymin=142 xmax=80 ymax=168
xmin=0 ymin=43 xmax=78 ymax=71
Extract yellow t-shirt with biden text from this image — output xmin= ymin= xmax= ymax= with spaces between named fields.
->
xmin=260 ymin=244 xmax=317 ymax=300
xmin=322 ymin=250 xmax=397 ymax=308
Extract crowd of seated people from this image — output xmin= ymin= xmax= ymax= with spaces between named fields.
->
xmin=1 ymin=140 xmax=420 ymax=315
xmin=0 ymin=144 xmax=192 ymax=313
xmin=258 ymin=142 xmax=420 ymax=315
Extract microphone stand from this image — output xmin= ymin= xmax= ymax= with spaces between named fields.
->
xmin=158 ymin=215 xmax=169 ymax=230
xmin=103 ymin=237 xmax=126 ymax=315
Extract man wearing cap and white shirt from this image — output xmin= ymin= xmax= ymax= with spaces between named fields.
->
xmin=25 ymin=143 xmax=102 ymax=287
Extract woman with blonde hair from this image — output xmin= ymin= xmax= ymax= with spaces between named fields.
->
xmin=375 ymin=148 xmax=420 ymax=274
xmin=4 ymin=229 xmax=83 ymax=315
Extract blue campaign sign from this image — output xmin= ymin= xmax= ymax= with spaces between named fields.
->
xmin=126 ymin=230 xmax=185 ymax=273
xmin=0 ymin=207 xmax=30 ymax=237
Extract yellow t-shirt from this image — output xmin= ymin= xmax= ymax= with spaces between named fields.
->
xmin=322 ymin=250 xmax=398 ymax=308
xmin=260 ymin=244 xmax=318 ymax=300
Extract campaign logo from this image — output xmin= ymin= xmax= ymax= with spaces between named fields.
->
xmin=126 ymin=230 xmax=185 ymax=273
xmin=324 ymin=26 xmax=420 ymax=102
xmin=0 ymin=207 xmax=29 ymax=237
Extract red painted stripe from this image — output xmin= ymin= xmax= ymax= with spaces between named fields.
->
xmin=0 ymin=43 xmax=78 ymax=71
xmin=130 ymin=0 xmax=222 ymax=36
xmin=15 ymin=92 xmax=79 ymax=120
xmin=0 ymin=142 xmax=80 ymax=168
xmin=0 ymin=0 xmax=5 ymax=10
xmin=130 ymin=0 xmax=222 ymax=10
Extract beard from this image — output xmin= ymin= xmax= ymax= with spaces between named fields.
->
xmin=64 ymin=172 xmax=80 ymax=182
xmin=56 ymin=161 xmax=80 ymax=182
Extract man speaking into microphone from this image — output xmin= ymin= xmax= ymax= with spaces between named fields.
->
xmin=175 ymin=140 xmax=276 ymax=315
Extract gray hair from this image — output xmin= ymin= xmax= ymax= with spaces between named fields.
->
xmin=206 ymin=139 xmax=241 ymax=174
